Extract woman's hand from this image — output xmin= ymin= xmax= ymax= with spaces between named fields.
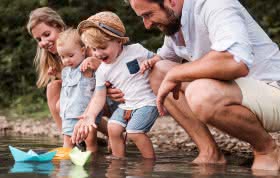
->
xmin=105 ymin=82 xmax=125 ymax=103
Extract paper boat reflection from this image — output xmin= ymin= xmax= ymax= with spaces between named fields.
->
xmin=9 ymin=145 xmax=56 ymax=162
xmin=69 ymin=165 xmax=89 ymax=178
xmin=10 ymin=162 xmax=54 ymax=174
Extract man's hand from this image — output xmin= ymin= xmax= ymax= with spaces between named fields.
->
xmin=105 ymin=82 xmax=125 ymax=103
xmin=71 ymin=115 xmax=97 ymax=145
xmin=156 ymin=74 xmax=181 ymax=116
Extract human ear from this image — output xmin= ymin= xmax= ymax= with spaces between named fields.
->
xmin=165 ymin=0 xmax=176 ymax=8
xmin=170 ymin=0 xmax=176 ymax=8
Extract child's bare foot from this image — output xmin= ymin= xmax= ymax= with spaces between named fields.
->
xmin=252 ymin=146 xmax=280 ymax=171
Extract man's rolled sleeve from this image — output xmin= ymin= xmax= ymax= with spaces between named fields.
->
xmin=157 ymin=36 xmax=183 ymax=63
xmin=203 ymin=0 xmax=254 ymax=68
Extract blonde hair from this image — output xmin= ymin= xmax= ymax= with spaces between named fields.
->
xmin=57 ymin=28 xmax=84 ymax=49
xmin=27 ymin=7 xmax=66 ymax=88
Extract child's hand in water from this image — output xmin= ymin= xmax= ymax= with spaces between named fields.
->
xmin=80 ymin=57 xmax=101 ymax=72
xmin=140 ymin=55 xmax=161 ymax=74
xmin=72 ymin=115 xmax=97 ymax=144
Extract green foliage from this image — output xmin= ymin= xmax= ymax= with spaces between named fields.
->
xmin=0 ymin=0 xmax=279 ymax=117
xmin=240 ymin=0 xmax=280 ymax=44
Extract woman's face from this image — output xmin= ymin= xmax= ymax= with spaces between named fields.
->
xmin=31 ymin=22 xmax=61 ymax=54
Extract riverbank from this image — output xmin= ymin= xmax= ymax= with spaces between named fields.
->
xmin=1 ymin=115 xmax=280 ymax=156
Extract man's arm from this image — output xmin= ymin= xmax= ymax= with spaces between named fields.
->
xmin=166 ymin=50 xmax=249 ymax=83
xmin=156 ymin=50 xmax=249 ymax=116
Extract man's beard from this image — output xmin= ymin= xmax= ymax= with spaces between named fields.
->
xmin=159 ymin=7 xmax=181 ymax=36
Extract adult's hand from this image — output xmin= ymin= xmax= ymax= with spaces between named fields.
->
xmin=105 ymin=81 xmax=125 ymax=103
xmin=156 ymin=74 xmax=181 ymax=116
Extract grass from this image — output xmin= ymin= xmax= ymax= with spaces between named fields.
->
xmin=0 ymin=102 xmax=51 ymax=121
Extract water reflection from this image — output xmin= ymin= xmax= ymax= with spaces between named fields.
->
xmin=12 ymin=159 xmax=90 ymax=178
xmin=191 ymin=164 xmax=227 ymax=177
xmin=252 ymin=169 xmax=280 ymax=177
xmin=105 ymin=159 xmax=155 ymax=178
xmin=105 ymin=159 xmax=126 ymax=178
xmin=1 ymin=135 xmax=280 ymax=178
xmin=10 ymin=162 xmax=54 ymax=174
xmin=69 ymin=165 xmax=89 ymax=178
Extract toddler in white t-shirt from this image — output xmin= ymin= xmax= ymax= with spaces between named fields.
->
xmin=71 ymin=11 xmax=160 ymax=159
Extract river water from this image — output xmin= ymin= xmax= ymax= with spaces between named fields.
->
xmin=0 ymin=134 xmax=279 ymax=178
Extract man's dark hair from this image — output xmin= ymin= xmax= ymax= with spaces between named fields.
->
xmin=125 ymin=0 xmax=164 ymax=8
xmin=147 ymin=0 xmax=164 ymax=7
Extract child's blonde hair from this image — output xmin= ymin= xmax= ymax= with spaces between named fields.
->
xmin=77 ymin=11 xmax=129 ymax=48
xmin=57 ymin=28 xmax=84 ymax=49
xmin=27 ymin=7 xmax=66 ymax=88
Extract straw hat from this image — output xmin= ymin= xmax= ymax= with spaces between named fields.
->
xmin=78 ymin=11 xmax=129 ymax=43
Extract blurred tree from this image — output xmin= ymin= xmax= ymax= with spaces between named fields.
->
xmin=0 ymin=0 xmax=279 ymax=116
xmin=240 ymin=0 xmax=280 ymax=44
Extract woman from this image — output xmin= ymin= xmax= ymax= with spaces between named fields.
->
xmin=26 ymin=7 xmax=108 ymax=135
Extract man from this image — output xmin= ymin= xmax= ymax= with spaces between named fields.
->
xmin=128 ymin=0 xmax=280 ymax=170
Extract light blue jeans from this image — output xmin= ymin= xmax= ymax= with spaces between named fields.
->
xmin=109 ymin=106 xmax=158 ymax=133
xmin=62 ymin=111 xmax=103 ymax=136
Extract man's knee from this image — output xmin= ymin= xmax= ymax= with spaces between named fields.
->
xmin=185 ymin=79 xmax=223 ymax=123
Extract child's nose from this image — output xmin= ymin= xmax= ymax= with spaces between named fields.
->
xmin=63 ymin=58 xmax=69 ymax=65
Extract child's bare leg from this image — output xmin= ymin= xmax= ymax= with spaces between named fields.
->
xmin=128 ymin=133 xmax=155 ymax=159
xmin=97 ymin=117 xmax=108 ymax=136
xmin=98 ymin=118 xmax=111 ymax=152
xmin=85 ymin=126 xmax=98 ymax=152
xmin=108 ymin=123 xmax=125 ymax=158
xmin=63 ymin=135 xmax=74 ymax=148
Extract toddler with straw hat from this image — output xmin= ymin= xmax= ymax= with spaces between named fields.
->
xmin=71 ymin=11 xmax=161 ymax=159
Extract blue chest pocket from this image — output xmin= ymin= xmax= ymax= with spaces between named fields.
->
xmin=126 ymin=59 xmax=140 ymax=74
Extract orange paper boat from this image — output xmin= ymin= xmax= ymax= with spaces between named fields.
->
xmin=50 ymin=147 xmax=72 ymax=160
